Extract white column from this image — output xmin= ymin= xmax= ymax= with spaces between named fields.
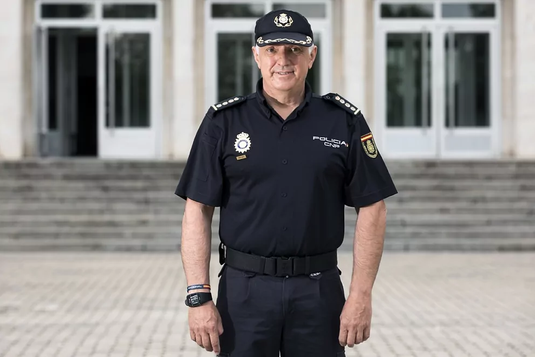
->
xmin=342 ymin=0 xmax=367 ymax=113
xmin=501 ymin=0 xmax=515 ymax=157
xmin=514 ymin=0 xmax=535 ymax=158
xmin=172 ymin=0 xmax=197 ymax=160
xmin=0 ymin=0 xmax=23 ymax=159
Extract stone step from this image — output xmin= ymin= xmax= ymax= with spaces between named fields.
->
xmin=1 ymin=190 xmax=534 ymax=200
xmin=2 ymin=177 xmax=534 ymax=185
xmin=2 ymin=181 xmax=535 ymax=193
xmin=1 ymin=224 xmax=533 ymax=236
xmin=4 ymin=172 xmax=535 ymax=181
xmin=1 ymin=159 xmax=534 ymax=251
xmin=2 ymin=158 xmax=533 ymax=168
xmin=1 ymin=204 xmax=533 ymax=216
xmin=2 ymin=236 xmax=535 ymax=251
xmin=1 ymin=237 xmax=534 ymax=252
xmin=0 ymin=212 xmax=535 ymax=222
xmin=3 ymin=163 xmax=535 ymax=178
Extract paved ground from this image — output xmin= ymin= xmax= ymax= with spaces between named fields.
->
xmin=0 ymin=252 xmax=533 ymax=357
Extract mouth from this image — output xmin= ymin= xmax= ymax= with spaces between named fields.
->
xmin=275 ymin=71 xmax=294 ymax=76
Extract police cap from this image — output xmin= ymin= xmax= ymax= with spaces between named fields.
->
xmin=254 ymin=9 xmax=314 ymax=48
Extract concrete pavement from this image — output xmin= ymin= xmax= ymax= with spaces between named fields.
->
xmin=0 ymin=252 xmax=533 ymax=357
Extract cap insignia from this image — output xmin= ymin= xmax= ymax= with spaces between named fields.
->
xmin=274 ymin=13 xmax=293 ymax=28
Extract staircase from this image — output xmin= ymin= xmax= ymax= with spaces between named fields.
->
xmin=0 ymin=159 xmax=534 ymax=251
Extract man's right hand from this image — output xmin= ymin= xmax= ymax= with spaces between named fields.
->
xmin=188 ymin=301 xmax=224 ymax=354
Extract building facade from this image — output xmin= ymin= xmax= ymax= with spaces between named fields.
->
xmin=0 ymin=0 xmax=534 ymax=161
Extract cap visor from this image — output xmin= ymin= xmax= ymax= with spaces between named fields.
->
xmin=257 ymin=32 xmax=312 ymax=47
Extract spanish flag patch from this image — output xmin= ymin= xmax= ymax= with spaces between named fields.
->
xmin=361 ymin=133 xmax=378 ymax=158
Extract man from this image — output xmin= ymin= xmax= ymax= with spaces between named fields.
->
xmin=175 ymin=9 xmax=397 ymax=357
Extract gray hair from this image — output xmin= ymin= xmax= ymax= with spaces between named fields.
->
xmin=255 ymin=44 xmax=315 ymax=55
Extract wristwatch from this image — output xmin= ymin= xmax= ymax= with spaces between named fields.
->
xmin=185 ymin=292 xmax=212 ymax=307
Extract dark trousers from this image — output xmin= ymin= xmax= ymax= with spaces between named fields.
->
xmin=216 ymin=265 xmax=346 ymax=357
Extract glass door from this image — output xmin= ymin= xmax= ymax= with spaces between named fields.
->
xmin=377 ymin=27 xmax=438 ymax=158
xmin=216 ymin=31 xmax=258 ymax=101
xmin=98 ymin=25 xmax=159 ymax=159
xmin=439 ymin=27 xmax=498 ymax=158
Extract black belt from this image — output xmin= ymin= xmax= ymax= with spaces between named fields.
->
xmin=220 ymin=244 xmax=337 ymax=277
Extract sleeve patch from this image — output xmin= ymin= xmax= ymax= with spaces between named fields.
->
xmin=211 ymin=96 xmax=246 ymax=112
xmin=322 ymin=93 xmax=361 ymax=115
xmin=361 ymin=134 xmax=378 ymax=159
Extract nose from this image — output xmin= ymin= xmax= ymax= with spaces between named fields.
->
xmin=276 ymin=49 xmax=292 ymax=66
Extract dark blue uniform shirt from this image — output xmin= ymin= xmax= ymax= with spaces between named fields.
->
xmin=176 ymin=80 xmax=397 ymax=257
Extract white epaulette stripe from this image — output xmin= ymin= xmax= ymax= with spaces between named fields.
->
xmin=211 ymin=96 xmax=245 ymax=111
xmin=322 ymin=93 xmax=360 ymax=116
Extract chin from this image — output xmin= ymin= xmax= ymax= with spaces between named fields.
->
xmin=271 ymin=76 xmax=299 ymax=91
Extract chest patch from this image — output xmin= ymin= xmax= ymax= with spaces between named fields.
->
xmin=234 ymin=132 xmax=252 ymax=154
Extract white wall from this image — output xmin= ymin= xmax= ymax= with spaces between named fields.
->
xmin=514 ymin=0 xmax=535 ymax=158
xmin=172 ymin=0 xmax=197 ymax=160
xmin=0 ymin=0 xmax=23 ymax=159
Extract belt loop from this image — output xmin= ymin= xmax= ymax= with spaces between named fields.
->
xmin=258 ymin=256 xmax=266 ymax=274
xmin=305 ymin=256 xmax=311 ymax=274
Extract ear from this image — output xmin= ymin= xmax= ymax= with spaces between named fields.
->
xmin=308 ymin=46 xmax=318 ymax=69
xmin=252 ymin=46 xmax=261 ymax=69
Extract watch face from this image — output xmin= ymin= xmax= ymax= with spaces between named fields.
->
xmin=188 ymin=294 xmax=201 ymax=306
xmin=185 ymin=292 xmax=212 ymax=307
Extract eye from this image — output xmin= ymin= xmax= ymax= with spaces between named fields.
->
xmin=265 ymin=47 xmax=276 ymax=54
xmin=291 ymin=47 xmax=303 ymax=54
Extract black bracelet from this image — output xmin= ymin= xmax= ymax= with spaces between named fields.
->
xmin=187 ymin=284 xmax=211 ymax=292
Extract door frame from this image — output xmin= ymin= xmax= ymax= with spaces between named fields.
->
xmin=375 ymin=24 xmax=440 ymax=159
xmin=97 ymin=23 xmax=162 ymax=159
xmin=437 ymin=24 xmax=500 ymax=159
xmin=34 ymin=0 xmax=163 ymax=158
xmin=374 ymin=0 xmax=501 ymax=159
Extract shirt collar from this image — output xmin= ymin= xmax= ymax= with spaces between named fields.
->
xmin=255 ymin=78 xmax=312 ymax=118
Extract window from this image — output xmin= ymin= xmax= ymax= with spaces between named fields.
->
xmin=41 ymin=4 xmax=95 ymax=19
xmin=211 ymin=4 xmax=265 ymax=18
xmin=381 ymin=4 xmax=434 ymax=18
xmin=442 ymin=3 xmax=496 ymax=18
xmin=103 ymin=4 xmax=157 ymax=19
xmin=273 ymin=3 xmax=327 ymax=18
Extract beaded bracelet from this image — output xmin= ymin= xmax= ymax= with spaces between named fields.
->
xmin=187 ymin=284 xmax=211 ymax=292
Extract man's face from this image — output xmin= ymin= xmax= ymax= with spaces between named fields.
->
xmin=252 ymin=44 xmax=317 ymax=93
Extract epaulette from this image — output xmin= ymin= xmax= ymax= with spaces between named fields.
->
xmin=210 ymin=96 xmax=246 ymax=112
xmin=322 ymin=93 xmax=361 ymax=116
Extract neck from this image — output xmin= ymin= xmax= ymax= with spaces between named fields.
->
xmin=262 ymin=83 xmax=306 ymax=111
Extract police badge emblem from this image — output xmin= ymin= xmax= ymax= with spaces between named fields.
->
xmin=274 ymin=13 xmax=293 ymax=28
xmin=361 ymin=133 xmax=378 ymax=158
xmin=234 ymin=132 xmax=252 ymax=154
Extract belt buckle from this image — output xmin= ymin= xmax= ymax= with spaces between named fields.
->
xmin=276 ymin=256 xmax=294 ymax=276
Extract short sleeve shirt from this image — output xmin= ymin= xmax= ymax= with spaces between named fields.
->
xmin=176 ymin=80 xmax=397 ymax=257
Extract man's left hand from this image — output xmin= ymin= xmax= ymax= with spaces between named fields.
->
xmin=338 ymin=294 xmax=372 ymax=347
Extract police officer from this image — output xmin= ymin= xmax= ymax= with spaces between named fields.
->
xmin=176 ymin=8 xmax=397 ymax=357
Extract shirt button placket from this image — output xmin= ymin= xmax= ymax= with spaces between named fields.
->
xmin=279 ymin=133 xmax=291 ymax=243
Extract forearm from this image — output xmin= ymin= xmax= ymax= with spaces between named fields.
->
xmin=181 ymin=199 xmax=215 ymax=292
xmin=349 ymin=201 xmax=387 ymax=297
